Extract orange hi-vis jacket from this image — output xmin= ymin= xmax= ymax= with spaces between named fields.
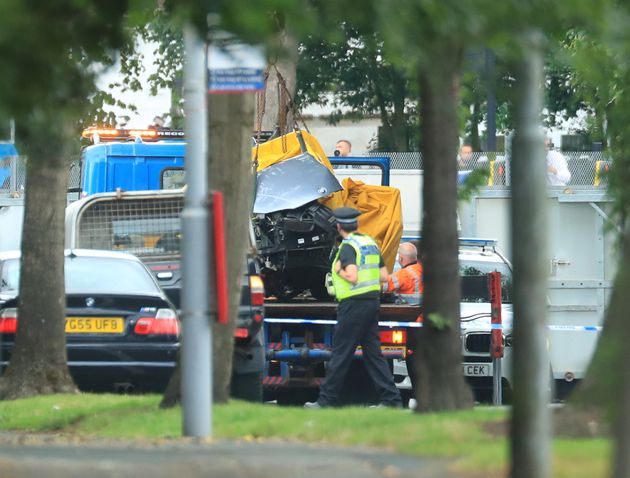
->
xmin=384 ymin=262 xmax=423 ymax=305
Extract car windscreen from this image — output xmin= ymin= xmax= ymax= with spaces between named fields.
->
xmin=1 ymin=256 xmax=161 ymax=296
xmin=460 ymin=260 xmax=512 ymax=304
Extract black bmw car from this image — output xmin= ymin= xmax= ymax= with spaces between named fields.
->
xmin=0 ymin=249 xmax=179 ymax=393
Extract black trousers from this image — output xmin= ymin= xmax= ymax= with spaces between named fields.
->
xmin=318 ymin=298 xmax=402 ymax=406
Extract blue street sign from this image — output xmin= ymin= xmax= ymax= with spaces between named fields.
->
xmin=208 ymin=35 xmax=266 ymax=93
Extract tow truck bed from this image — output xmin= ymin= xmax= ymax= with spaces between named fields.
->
xmin=262 ymin=299 xmax=421 ymax=400
xmin=264 ymin=300 xmax=422 ymax=321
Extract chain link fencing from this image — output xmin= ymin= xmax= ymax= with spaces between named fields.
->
xmin=0 ymin=157 xmax=82 ymax=196
xmin=0 ymin=151 xmax=613 ymax=197
xmin=0 ymin=156 xmax=26 ymax=194
xmin=68 ymin=159 xmax=81 ymax=190
xmin=368 ymin=151 xmax=611 ymax=188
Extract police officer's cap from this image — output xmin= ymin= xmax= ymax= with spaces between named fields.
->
xmin=333 ymin=207 xmax=361 ymax=225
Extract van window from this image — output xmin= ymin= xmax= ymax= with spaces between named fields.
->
xmin=460 ymin=260 xmax=512 ymax=304
xmin=162 ymin=169 xmax=186 ymax=189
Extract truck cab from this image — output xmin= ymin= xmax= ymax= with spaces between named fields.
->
xmin=79 ymin=127 xmax=185 ymax=196
xmin=0 ymin=142 xmax=20 ymax=192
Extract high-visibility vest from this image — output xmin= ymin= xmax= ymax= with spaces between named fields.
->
xmin=331 ymin=233 xmax=381 ymax=300
xmin=386 ymin=263 xmax=423 ymax=305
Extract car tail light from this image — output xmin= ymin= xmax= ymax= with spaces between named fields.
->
xmin=234 ymin=327 xmax=249 ymax=338
xmin=249 ymin=275 xmax=265 ymax=306
xmin=134 ymin=308 xmax=180 ymax=336
xmin=0 ymin=308 xmax=17 ymax=334
xmin=379 ymin=330 xmax=407 ymax=345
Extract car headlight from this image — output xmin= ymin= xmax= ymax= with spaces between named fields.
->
xmin=504 ymin=334 xmax=513 ymax=347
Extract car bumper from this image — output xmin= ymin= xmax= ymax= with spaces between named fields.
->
xmin=1 ymin=342 xmax=179 ymax=389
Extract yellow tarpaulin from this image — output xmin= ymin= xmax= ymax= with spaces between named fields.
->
xmin=252 ymin=131 xmax=333 ymax=172
xmin=252 ymin=131 xmax=403 ymax=271
xmin=321 ymin=178 xmax=402 ymax=272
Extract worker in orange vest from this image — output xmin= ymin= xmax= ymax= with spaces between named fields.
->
xmin=382 ymin=242 xmax=423 ymax=305
xmin=382 ymin=241 xmax=423 ymax=408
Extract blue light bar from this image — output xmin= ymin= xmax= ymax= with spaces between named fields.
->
xmin=458 ymin=237 xmax=498 ymax=248
xmin=400 ymin=236 xmax=498 ymax=248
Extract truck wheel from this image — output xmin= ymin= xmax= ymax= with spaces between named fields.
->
xmin=309 ymin=272 xmax=331 ymax=301
xmin=231 ymin=371 xmax=263 ymax=402
xmin=309 ymin=281 xmax=330 ymax=301
xmin=276 ymin=387 xmax=318 ymax=406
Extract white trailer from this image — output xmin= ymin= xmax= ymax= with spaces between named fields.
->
xmin=0 ymin=197 xmax=24 ymax=252
xmin=459 ymin=189 xmax=614 ymax=389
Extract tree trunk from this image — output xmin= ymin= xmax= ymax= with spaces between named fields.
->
xmin=256 ymin=31 xmax=298 ymax=133
xmin=509 ymin=31 xmax=550 ymax=478
xmin=0 ymin=113 xmax=77 ymax=400
xmin=376 ymin=71 xmax=409 ymax=152
xmin=207 ymin=93 xmax=256 ymax=402
xmin=605 ymin=228 xmax=630 ymax=478
xmin=162 ymin=34 xmax=293 ymax=409
xmin=391 ymin=73 xmax=409 ymax=151
xmin=573 ymin=190 xmax=630 ymax=478
xmin=160 ymin=94 xmax=256 ymax=407
xmin=469 ymin=101 xmax=482 ymax=151
xmin=412 ymin=44 xmax=473 ymax=412
xmin=159 ymin=350 xmax=181 ymax=408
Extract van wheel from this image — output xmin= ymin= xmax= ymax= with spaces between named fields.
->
xmin=231 ymin=372 xmax=263 ymax=402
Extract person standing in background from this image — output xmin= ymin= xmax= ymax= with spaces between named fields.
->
xmin=334 ymin=139 xmax=352 ymax=157
xmin=545 ymin=138 xmax=571 ymax=186
xmin=457 ymin=144 xmax=475 ymax=170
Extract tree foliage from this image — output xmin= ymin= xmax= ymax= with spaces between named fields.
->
xmin=0 ymin=0 xmax=135 ymax=399
xmin=297 ymin=25 xmax=416 ymax=151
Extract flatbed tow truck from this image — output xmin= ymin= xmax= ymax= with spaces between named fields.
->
xmin=261 ymin=299 xmax=422 ymax=403
xmin=261 ymin=237 xmax=512 ymax=405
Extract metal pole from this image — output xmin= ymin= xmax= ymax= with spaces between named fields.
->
xmin=510 ymin=30 xmax=551 ymax=478
xmin=485 ymin=49 xmax=497 ymax=152
xmin=182 ymin=24 xmax=211 ymax=438
xmin=489 ymin=272 xmax=503 ymax=406
xmin=493 ymin=358 xmax=502 ymax=406
xmin=9 ymin=156 xmax=17 ymax=192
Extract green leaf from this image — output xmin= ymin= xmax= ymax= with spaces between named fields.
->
xmin=426 ymin=313 xmax=452 ymax=331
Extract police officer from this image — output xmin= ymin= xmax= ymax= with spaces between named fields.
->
xmin=305 ymin=207 xmax=402 ymax=408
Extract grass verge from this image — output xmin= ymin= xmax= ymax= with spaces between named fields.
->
xmin=0 ymin=394 xmax=610 ymax=477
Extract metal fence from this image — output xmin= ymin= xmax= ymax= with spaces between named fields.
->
xmin=0 ymin=151 xmax=613 ymax=196
xmin=369 ymin=151 xmax=611 ymax=188
xmin=75 ymin=196 xmax=184 ymax=258
xmin=0 ymin=157 xmax=82 ymax=196
xmin=0 ymin=156 xmax=26 ymax=194
xmin=68 ymin=159 xmax=81 ymax=190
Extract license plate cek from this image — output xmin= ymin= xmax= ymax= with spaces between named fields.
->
xmin=65 ymin=317 xmax=124 ymax=334
xmin=463 ymin=363 xmax=491 ymax=377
